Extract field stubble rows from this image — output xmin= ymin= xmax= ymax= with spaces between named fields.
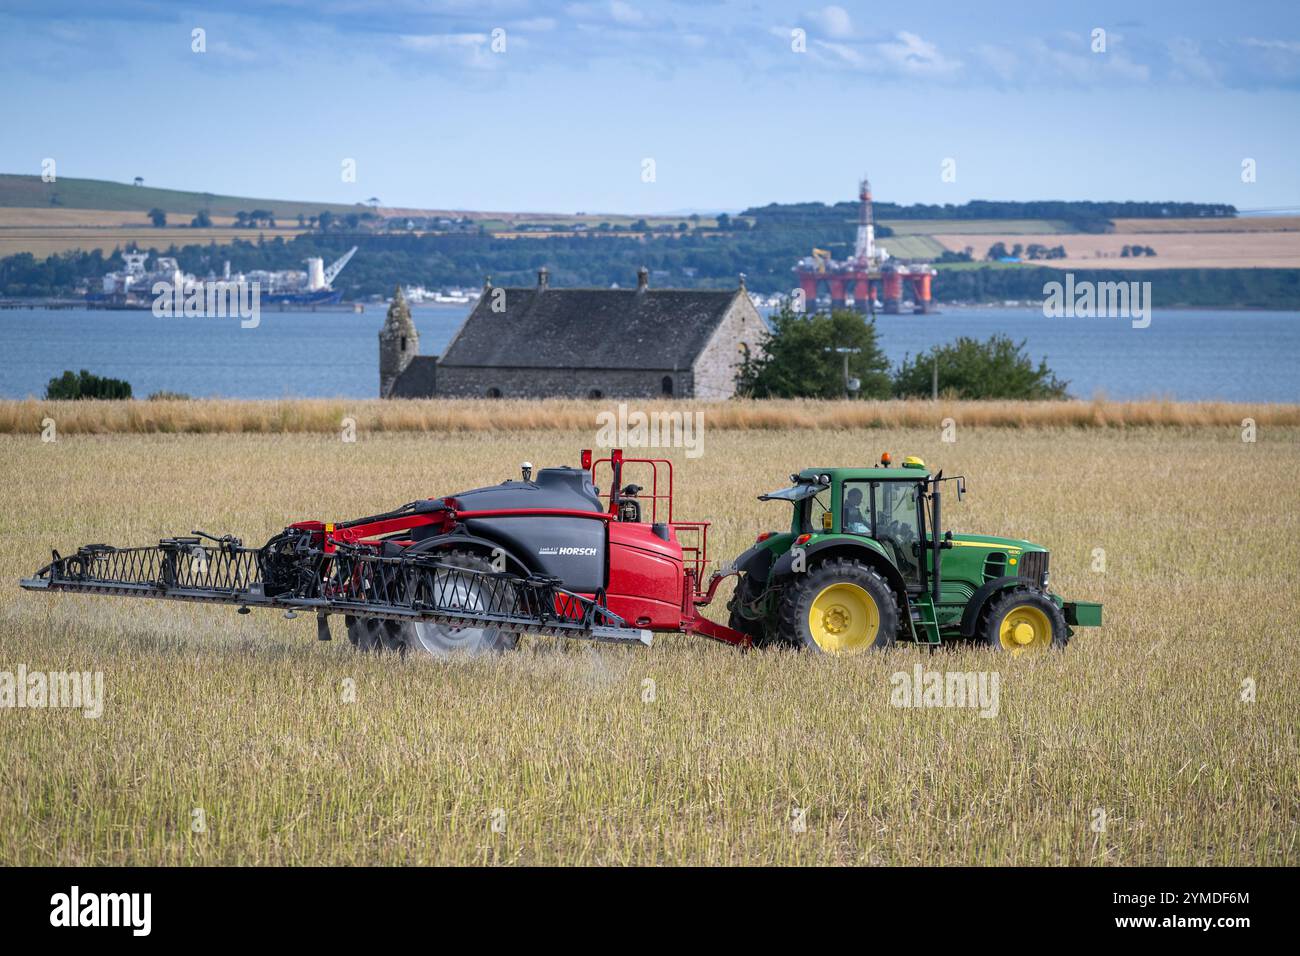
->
xmin=1 ymin=426 xmax=1296 ymax=864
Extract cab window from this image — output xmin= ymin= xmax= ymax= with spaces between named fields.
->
xmin=876 ymin=480 xmax=923 ymax=584
xmin=842 ymin=481 xmax=871 ymax=534
xmin=842 ymin=479 xmax=924 ymax=586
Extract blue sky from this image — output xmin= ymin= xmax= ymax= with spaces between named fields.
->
xmin=2 ymin=0 xmax=1298 ymax=213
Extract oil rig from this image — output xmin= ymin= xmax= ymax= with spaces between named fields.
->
xmin=793 ymin=177 xmax=936 ymax=314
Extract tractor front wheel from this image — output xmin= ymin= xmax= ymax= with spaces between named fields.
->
xmin=777 ymin=558 xmax=898 ymax=655
xmin=978 ymin=588 xmax=1068 ymax=656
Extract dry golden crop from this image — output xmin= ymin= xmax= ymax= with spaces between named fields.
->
xmin=1 ymin=420 xmax=1296 ymax=865
xmin=3 ymin=397 xmax=1299 ymax=434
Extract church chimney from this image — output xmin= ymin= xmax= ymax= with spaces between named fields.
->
xmin=637 ymin=266 xmax=649 ymax=292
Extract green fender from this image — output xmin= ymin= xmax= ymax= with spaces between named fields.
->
xmin=958 ymin=576 xmax=1038 ymax=637
xmin=770 ymin=535 xmax=910 ymax=605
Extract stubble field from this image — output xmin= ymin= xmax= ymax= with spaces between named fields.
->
xmin=1 ymin=418 xmax=1296 ymax=865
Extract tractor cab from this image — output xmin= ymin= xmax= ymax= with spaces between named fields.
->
xmin=759 ymin=456 xmax=937 ymax=591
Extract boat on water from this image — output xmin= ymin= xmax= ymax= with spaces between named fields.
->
xmin=87 ymin=247 xmax=358 ymax=308
xmin=402 ymin=285 xmax=479 ymax=305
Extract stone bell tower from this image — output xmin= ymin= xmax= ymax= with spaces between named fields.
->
xmin=379 ymin=285 xmax=418 ymax=398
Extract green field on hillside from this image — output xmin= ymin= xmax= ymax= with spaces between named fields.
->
xmin=882 ymin=219 xmax=1072 ymax=236
xmin=876 ymin=235 xmax=948 ymax=258
xmin=0 ymin=174 xmax=362 ymax=218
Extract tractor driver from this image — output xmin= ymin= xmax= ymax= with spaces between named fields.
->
xmin=843 ymin=486 xmax=869 ymax=534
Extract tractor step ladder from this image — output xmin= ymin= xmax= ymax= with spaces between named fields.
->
xmin=909 ymin=595 xmax=942 ymax=645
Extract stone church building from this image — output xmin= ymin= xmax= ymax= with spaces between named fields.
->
xmin=380 ymin=268 xmax=765 ymax=400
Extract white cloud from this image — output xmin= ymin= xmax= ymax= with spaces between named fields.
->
xmin=1241 ymin=37 xmax=1300 ymax=54
xmin=1167 ymin=37 xmax=1218 ymax=84
xmin=975 ymin=43 xmax=1020 ymax=84
xmin=808 ymin=30 xmax=961 ymax=77
xmin=398 ymin=32 xmax=512 ymax=70
xmin=209 ymin=39 xmax=259 ymax=63
xmin=967 ymin=34 xmax=1150 ymax=87
xmin=400 ymin=33 xmax=488 ymax=51
xmin=876 ymin=30 xmax=961 ymax=76
xmin=609 ymin=1 xmax=645 ymax=26
xmin=814 ymin=40 xmax=865 ymax=68
xmin=1237 ymin=36 xmax=1300 ymax=84
xmin=565 ymin=1 xmax=646 ymax=27
xmin=806 ymin=5 xmax=853 ymax=39
xmin=511 ymin=18 xmax=557 ymax=32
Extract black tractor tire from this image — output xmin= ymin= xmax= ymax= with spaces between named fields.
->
xmin=977 ymin=587 xmax=1068 ymax=655
xmin=776 ymin=558 xmax=899 ymax=655
xmin=393 ymin=550 xmax=519 ymax=659
xmin=346 ymin=615 xmax=405 ymax=653
xmin=726 ymin=609 xmax=769 ymax=647
xmin=725 ymin=577 xmax=772 ymax=647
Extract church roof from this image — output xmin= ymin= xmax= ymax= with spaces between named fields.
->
xmin=389 ymin=356 xmax=438 ymax=397
xmin=439 ymin=282 xmax=743 ymax=371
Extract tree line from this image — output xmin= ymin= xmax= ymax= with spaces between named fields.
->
xmin=743 ymin=198 xmax=1236 ymax=229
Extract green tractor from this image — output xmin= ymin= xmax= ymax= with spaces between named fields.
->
xmin=725 ymin=454 xmax=1102 ymax=656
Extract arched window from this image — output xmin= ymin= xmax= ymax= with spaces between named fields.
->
xmin=588 ymin=388 xmax=604 ymax=399
xmin=486 ymin=387 xmax=502 ymax=398
xmin=400 ymin=335 xmax=407 ymax=351
xmin=661 ymin=376 xmax=674 ymax=396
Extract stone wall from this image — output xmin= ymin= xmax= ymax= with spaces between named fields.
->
xmin=434 ymin=365 xmax=694 ymax=399
xmin=691 ymin=296 xmax=766 ymax=399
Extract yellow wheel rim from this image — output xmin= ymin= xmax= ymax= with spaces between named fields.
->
xmin=808 ymin=582 xmax=879 ymax=654
xmin=998 ymin=605 xmax=1052 ymax=656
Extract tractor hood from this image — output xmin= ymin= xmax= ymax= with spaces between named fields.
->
xmin=947 ymin=533 xmax=1046 ymax=555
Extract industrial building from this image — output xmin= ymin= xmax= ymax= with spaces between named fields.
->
xmin=793 ymin=178 xmax=937 ymax=314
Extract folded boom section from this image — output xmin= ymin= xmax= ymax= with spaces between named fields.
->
xmin=20 ymin=534 xmax=651 ymax=646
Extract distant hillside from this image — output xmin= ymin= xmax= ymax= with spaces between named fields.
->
xmin=0 ymin=174 xmax=363 ymax=219
xmin=744 ymin=198 xmax=1239 ymax=231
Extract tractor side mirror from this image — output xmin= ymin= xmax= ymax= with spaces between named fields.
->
xmin=956 ymin=477 xmax=966 ymax=501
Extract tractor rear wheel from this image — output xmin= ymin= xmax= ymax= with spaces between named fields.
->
xmin=777 ymin=558 xmax=898 ymax=655
xmin=978 ymin=588 xmax=1068 ymax=656
xmin=395 ymin=550 xmax=519 ymax=659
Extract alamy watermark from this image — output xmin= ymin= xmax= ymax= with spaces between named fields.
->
xmin=0 ymin=666 xmax=103 ymax=719
xmin=890 ymin=664 xmax=1000 ymax=718
xmin=595 ymin=402 xmax=704 ymax=459
xmin=1042 ymin=273 xmax=1151 ymax=328
xmin=50 ymin=886 xmax=150 ymax=936
xmin=152 ymin=278 xmax=261 ymax=329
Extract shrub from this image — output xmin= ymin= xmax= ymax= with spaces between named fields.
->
xmin=45 ymin=369 xmax=133 ymax=400
xmin=737 ymin=308 xmax=891 ymax=399
xmin=893 ymin=335 xmax=1068 ymax=400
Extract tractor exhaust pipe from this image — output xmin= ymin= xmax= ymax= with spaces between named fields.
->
xmin=931 ymin=487 xmax=942 ymax=603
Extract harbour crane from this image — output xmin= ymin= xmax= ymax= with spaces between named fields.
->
xmin=305 ymin=246 xmax=358 ymax=292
